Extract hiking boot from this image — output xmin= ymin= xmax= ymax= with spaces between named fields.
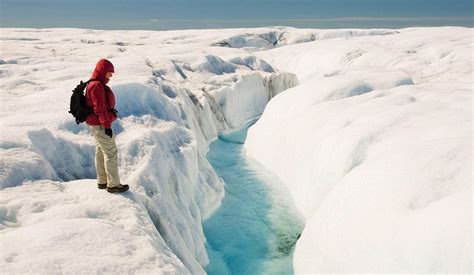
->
xmin=98 ymin=183 xmax=107 ymax=189
xmin=106 ymin=184 xmax=129 ymax=193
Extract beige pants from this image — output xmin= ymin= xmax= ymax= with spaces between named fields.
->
xmin=88 ymin=125 xmax=121 ymax=187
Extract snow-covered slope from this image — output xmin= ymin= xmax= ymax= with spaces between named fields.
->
xmin=245 ymin=27 xmax=473 ymax=272
xmin=0 ymin=27 xmax=298 ymax=273
xmin=1 ymin=26 xmax=471 ymax=273
xmin=0 ymin=180 xmax=187 ymax=273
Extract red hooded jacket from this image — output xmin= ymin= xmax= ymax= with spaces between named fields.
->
xmin=85 ymin=59 xmax=117 ymax=129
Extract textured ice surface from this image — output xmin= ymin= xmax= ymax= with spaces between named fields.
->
xmin=1 ymin=26 xmax=471 ymax=273
xmin=0 ymin=27 xmax=298 ymax=273
xmin=246 ymin=27 xmax=472 ymax=273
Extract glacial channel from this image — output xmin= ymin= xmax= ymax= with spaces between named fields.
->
xmin=203 ymin=118 xmax=304 ymax=275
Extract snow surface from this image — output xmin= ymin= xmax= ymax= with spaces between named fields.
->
xmin=1 ymin=26 xmax=472 ymax=273
xmin=1 ymin=180 xmax=187 ymax=273
xmin=0 ymin=27 xmax=299 ymax=273
xmin=245 ymin=27 xmax=473 ymax=273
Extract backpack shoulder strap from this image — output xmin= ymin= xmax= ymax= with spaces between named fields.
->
xmin=87 ymin=78 xmax=99 ymax=84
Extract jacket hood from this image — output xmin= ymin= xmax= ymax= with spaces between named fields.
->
xmin=91 ymin=59 xmax=114 ymax=84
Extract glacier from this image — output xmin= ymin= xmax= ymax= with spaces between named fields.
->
xmin=246 ymin=26 xmax=472 ymax=273
xmin=0 ymin=27 xmax=299 ymax=274
xmin=1 ymin=26 xmax=472 ymax=273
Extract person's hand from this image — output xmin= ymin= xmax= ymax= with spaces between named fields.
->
xmin=105 ymin=128 xmax=113 ymax=138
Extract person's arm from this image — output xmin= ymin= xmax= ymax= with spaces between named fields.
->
xmin=89 ymin=82 xmax=112 ymax=129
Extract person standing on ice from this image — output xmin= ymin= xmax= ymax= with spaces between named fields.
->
xmin=86 ymin=58 xmax=129 ymax=193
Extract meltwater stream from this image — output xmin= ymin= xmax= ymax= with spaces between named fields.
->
xmin=203 ymin=119 xmax=305 ymax=275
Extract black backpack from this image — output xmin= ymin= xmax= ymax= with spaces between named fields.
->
xmin=68 ymin=79 xmax=98 ymax=124
xmin=68 ymin=79 xmax=116 ymax=124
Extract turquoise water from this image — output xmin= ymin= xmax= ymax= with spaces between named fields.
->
xmin=203 ymin=119 xmax=304 ymax=275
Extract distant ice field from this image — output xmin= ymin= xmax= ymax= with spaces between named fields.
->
xmin=1 ymin=26 xmax=472 ymax=273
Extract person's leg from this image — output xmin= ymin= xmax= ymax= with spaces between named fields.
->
xmin=89 ymin=125 xmax=108 ymax=186
xmin=91 ymin=125 xmax=121 ymax=188
xmin=95 ymin=142 xmax=107 ymax=185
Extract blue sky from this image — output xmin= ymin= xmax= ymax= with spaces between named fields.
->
xmin=2 ymin=0 xmax=473 ymax=29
